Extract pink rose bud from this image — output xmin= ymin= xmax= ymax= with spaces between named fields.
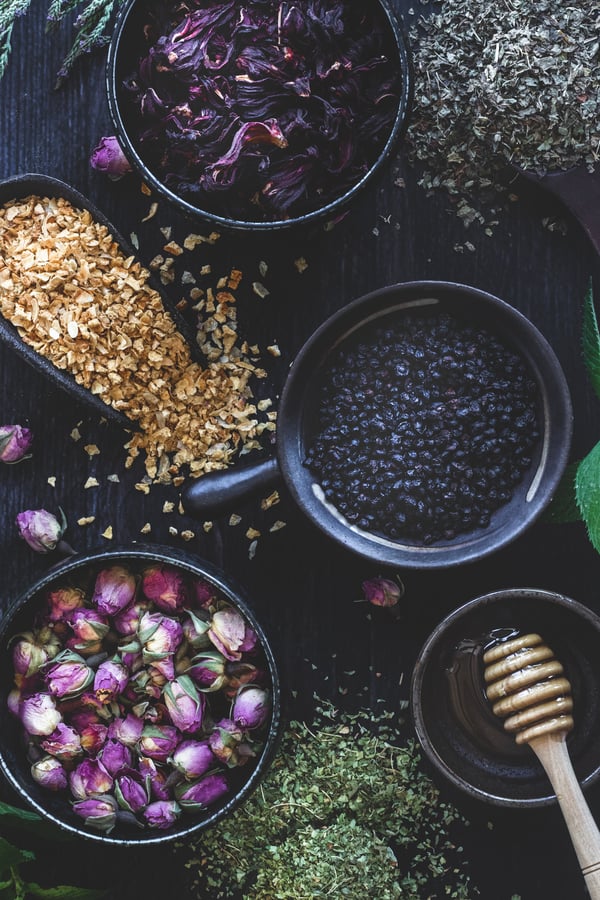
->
xmin=192 ymin=579 xmax=216 ymax=610
xmin=138 ymin=756 xmax=170 ymax=800
xmin=107 ymin=712 xmax=144 ymax=747
xmin=69 ymin=758 xmax=114 ymax=799
xmin=361 ymin=577 xmax=403 ymax=608
xmin=92 ymin=566 xmax=137 ymax=616
xmin=46 ymin=587 xmax=85 ymax=623
xmin=142 ymin=565 xmax=188 ymax=613
xmin=79 ymin=722 xmax=108 ymax=755
xmin=94 ymin=658 xmax=129 ymax=703
xmin=99 ymin=738 xmax=133 ymax=776
xmin=232 ymin=685 xmax=271 ymax=731
xmin=0 ymin=425 xmax=33 ymax=463
xmin=31 ymin=755 xmax=68 ymax=791
xmin=187 ymin=649 xmax=227 ymax=691
xmin=223 ymin=661 xmax=263 ymax=698
xmin=12 ymin=631 xmax=54 ymax=678
xmin=44 ymin=651 xmax=94 ymax=700
xmin=170 ymin=739 xmax=215 ymax=780
xmin=208 ymin=607 xmax=257 ymax=661
xmin=72 ymin=795 xmax=118 ymax=833
xmin=208 ymin=718 xmax=255 ymax=768
xmin=90 ymin=135 xmax=132 ymax=180
xmin=175 ymin=772 xmax=229 ymax=810
xmin=113 ymin=598 xmax=151 ymax=636
xmin=115 ymin=769 xmax=149 ymax=813
xmin=163 ymin=676 xmax=205 ymax=733
xmin=182 ymin=610 xmax=211 ymax=650
xmin=139 ymin=724 xmax=180 ymax=762
xmin=142 ymin=799 xmax=181 ymax=830
xmin=16 ymin=508 xmax=67 ymax=554
xmin=20 ymin=693 xmax=62 ymax=736
xmin=40 ymin=723 xmax=83 ymax=761
xmin=139 ymin=611 xmax=183 ymax=659
xmin=66 ymin=608 xmax=110 ymax=646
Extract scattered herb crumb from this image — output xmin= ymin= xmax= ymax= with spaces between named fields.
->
xmin=101 ymin=526 xmax=113 ymax=540
xmin=83 ymin=477 xmax=99 ymax=489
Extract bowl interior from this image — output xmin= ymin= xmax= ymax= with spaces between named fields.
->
xmin=277 ymin=281 xmax=572 ymax=568
xmin=0 ymin=546 xmax=281 ymax=845
xmin=106 ymin=0 xmax=412 ymax=230
xmin=411 ymin=589 xmax=600 ymax=807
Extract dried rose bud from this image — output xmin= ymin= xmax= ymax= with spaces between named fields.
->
xmin=115 ymin=769 xmax=149 ymax=813
xmin=7 ymin=688 xmax=22 ymax=718
xmin=186 ymin=649 xmax=227 ymax=692
xmin=232 ymin=685 xmax=271 ymax=731
xmin=163 ymin=676 xmax=205 ymax=733
xmin=208 ymin=718 xmax=255 ymax=768
xmin=138 ymin=756 xmax=170 ymax=800
xmin=139 ymin=611 xmax=183 ymax=659
xmin=192 ymin=579 xmax=216 ymax=610
xmin=79 ymin=722 xmax=108 ymax=755
xmin=45 ymin=587 xmax=85 ymax=625
xmin=94 ymin=658 xmax=129 ymax=703
xmin=69 ymin=758 xmax=114 ymax=799
xmin=139 ymin=724 xmax=180 ymax=762
xmin=44 ymin=651 xmax=94 ymax=700
xmin=20 ymin=693 xmax=62 ymax=736
xmin=92 ymin=566 xmax=137 ymax=616
xmin=208 ymin=607 xmax=258 ymax=662
xmin=170 ymin=739 xmax=215 ymax=780
xmin=12 ymin=631 xmax=55 ymax=679
xmin=0 ymin=425 xmax=33 ymax=463
xmin=113 ymin=598 xmax=151 ymax=636
xmin=16 ymin=508 xmax=67 ymax=554
xmin=72 ymin=795 xmax=118 ymax=833
xmin=223 ymin=661 xmax=263 ymax=697
xmin=182 ymin=610 xmax=211 ymax=650
xmin=142 ymin=799 xmax=181 ymax=829
xmin=31 ymin=755 xmax=68 ymax=791
xmin=175 ymin=772 xmax=229 ymax=810
xmin=40 ymin=723 xmax=83 ymax=761
xmin=66 ymin=608 xmax=110 ymax=647
xmin=99 ymin=738 xmax=133 ymax=776
xmin=142 ymin=565 xmax=188 ymax=613
xmin=107 ymin=712 xmax=144 ymax=747
xmin=361 ymin=576 xmax=403 ymax=608
xmin=90 ymin=136 xmax=132 ymax=180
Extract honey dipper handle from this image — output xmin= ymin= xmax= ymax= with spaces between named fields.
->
xmin=529 ymin=733 xmax=600 ymax=899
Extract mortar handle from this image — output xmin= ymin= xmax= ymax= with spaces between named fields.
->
xmin=529 ymin=732 xmax=600 ymax=899
xmin=519 ymin=166 xmax=600 ymax=258
xmin=181 ymin=458 xmax=280 ymax=519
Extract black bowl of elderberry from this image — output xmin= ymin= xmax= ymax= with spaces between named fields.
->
xmin=184 ymin=281 xmax=572 ymax=569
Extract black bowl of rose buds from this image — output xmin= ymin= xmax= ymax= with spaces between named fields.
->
xmin=0 ymin=545 xmax=281 ymax=845
xmin=185 ymin=280 xmax=573 ymax=568
xmin=106 ymin=0 xmax=412 ymax=230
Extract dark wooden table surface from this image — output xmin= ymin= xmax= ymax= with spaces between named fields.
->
xmin=2 ymin=2 xmax=600 ymax=898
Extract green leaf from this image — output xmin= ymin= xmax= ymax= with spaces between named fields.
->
xmin=575 ymin=440 xmax=600 ymax=552
xmin=0 ymin=802 xmax=73 ymax=843
xmin=582 ymin=282 xmax=600 ymax=401
xmin=544 ymin=461 xmax=581 ymax=523
xmin=22 ymin=884 xmax=107 ymax=900
xmin=0 ymin=837 xmax=35 ymax=880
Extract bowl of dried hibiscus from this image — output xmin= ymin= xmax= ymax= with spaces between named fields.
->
xmin=106 ymin=0 xmax=412 ymax=230
xmin=0 ymin=544 xmax=281 ymax=844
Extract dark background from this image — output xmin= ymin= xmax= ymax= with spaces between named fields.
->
xmin=1 ymin=1 xmax=600 ymax=897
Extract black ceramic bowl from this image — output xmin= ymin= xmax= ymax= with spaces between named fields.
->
xmin=106 ymin=0 xmax=413 ymax=231
xmin=184 ymin=281 xmax=573 ymax=569
xmin=411 ymin=589 xmax=600 ymax=808
xmin=0 ymin=545 xmax=281 ymax=845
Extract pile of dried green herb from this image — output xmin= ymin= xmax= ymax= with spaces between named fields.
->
xmin=181 ymin=703 xmax=474 ymax=899
xmin=407 ymin=0 xmax=600 ymax=229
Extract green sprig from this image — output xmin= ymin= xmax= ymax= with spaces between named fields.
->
xmin=0 ymin=0 xmax=125 ymax=85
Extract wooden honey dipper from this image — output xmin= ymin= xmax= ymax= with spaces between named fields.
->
xmin=483 ymin=632 xmax=600 ymax=899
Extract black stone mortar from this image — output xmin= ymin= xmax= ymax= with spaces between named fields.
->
xmin=183 ymin=280 xmax=573 ymax=570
